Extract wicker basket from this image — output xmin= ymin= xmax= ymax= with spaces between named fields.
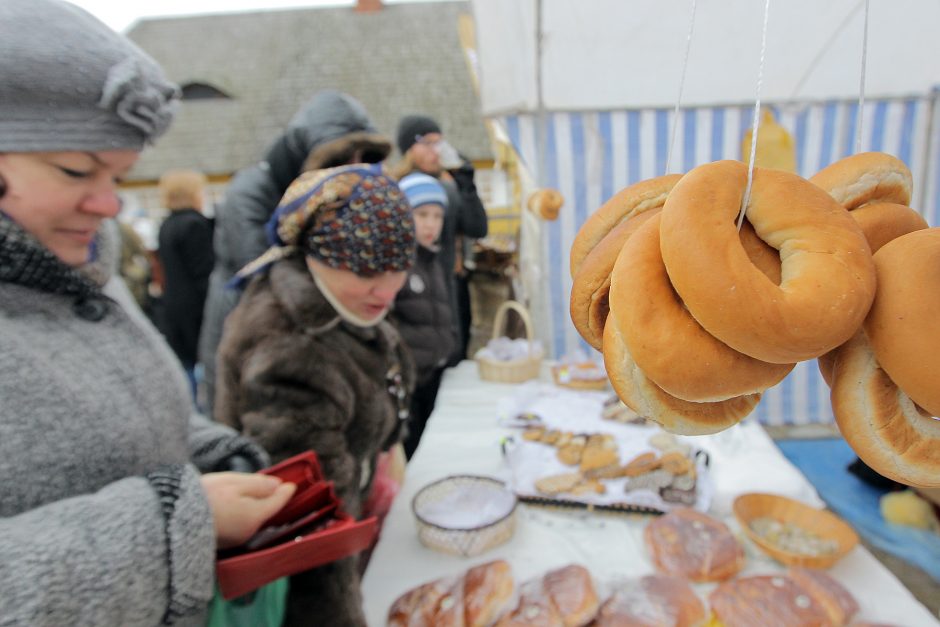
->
xmin=476 ymin=300 xmax=542 ymax=383
xmin=733 ymin=492 xmax=859 ymax=569
xmin=411 ymin=475 xmax=518 ymax=557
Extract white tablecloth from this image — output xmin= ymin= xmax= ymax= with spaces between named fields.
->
xmin=361 ymin=361 xmax=939 ymax=626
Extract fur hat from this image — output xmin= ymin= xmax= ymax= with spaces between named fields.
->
xmin=396 ymin=115 xmax=442 ymax=154
xmin=0 ymin=0 xmax=179 ymax=153
xmin=234 ymin=164 xmax=415 ymax=284
xmin=399 ymin=173 xmax=447 ymax=210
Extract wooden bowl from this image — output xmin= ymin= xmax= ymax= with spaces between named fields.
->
xmin=733 ymin=492 xmax=859 ymax=569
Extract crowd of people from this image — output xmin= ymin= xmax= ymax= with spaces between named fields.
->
xmin=0 ymin=0 xmax=488 ymax=625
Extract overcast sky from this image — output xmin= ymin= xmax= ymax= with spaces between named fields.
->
xmin=70 ymin=0 xmax=447 ymax=32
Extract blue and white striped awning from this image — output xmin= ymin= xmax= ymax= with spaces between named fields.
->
xmin=500 ymin=95 xmax=940 ymax=425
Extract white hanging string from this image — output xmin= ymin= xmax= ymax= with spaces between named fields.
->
xmin=855 ymin=0 xmax=870 ymax=154
xmin=737 ymin=0 xmax=772 ymax=231
xmin=664 ymin=0 xmax=698 ymax=176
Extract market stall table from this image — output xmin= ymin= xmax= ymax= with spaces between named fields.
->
xmin=361 ymin=361 xmax=939 ymax=626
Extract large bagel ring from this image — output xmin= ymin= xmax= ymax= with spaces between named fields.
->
xmin=864 ymin=228 xmax=940 ymax=417
xmin=817 ymin=203 xmax=927 ymax=386
xmin=570 ymin=209 xmax=660 ymax=350
xmin=610 ymin=213 xmax=793 ymax=402
xmin=831 ymin=331 xmax=940 ymax=488
xmin=603 ymin=315 xmax=760 ymax=435
xmin=810 ymin=152 xmax=912 ymax=210
xmin=660 ymin=160 xmax=876 ymax=364
xmin=569 ymin=174 xmax=682 ymax=278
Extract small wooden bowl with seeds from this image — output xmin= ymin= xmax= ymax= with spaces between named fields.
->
xmin=733 ymin=492 xmax=858 ymax=569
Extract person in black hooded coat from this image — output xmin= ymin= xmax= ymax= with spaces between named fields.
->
xmin=199 ymin=90 xmax=391 ymax=411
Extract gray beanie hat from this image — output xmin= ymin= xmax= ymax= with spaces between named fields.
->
xmin=0 ymin=0 xmax=180 ymax=153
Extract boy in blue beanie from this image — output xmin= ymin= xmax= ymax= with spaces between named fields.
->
xmin=392 ymin=173 xmax=456 ymax=459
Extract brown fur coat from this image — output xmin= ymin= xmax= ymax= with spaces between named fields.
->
xmin=214 ymin=253 xmax=414 ymax=626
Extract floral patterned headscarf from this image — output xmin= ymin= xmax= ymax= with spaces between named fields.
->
xmin=234 ymin=163 xmax=415 ymax=284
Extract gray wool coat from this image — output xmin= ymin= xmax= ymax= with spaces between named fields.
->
xmin=0 ymin=218 xmax=268 ymax=626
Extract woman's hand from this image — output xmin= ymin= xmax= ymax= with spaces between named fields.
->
xmin=200 ymin=472 xmax=297 ymax=549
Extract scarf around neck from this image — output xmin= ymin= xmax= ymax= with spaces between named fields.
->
xmin=0 ymin=213 xmax=109 ymax=320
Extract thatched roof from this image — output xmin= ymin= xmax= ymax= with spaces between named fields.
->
xmin=126 ymin=1 xmax=491 ymax=182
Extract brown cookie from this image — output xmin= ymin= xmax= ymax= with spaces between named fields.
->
xmin=623 ymin=452 xmax=661 ymax=477
xmin=534 ymin=472 xmax=582 ymax=495
xmin=660 ymin=451 xmax=693 ymax=475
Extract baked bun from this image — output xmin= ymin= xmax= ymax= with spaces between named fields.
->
xmin=609 ymin=211 xmax=793 ymax=402
xmin=830 ymin=331 xmax=940 ymax=488
xmin=603 ymin=317 xmax=761 ymax=435
xmin=387 ymin=560 xmax=515 ymax=627
xmin=528 ymin=189 xmax=564 ymax=221
xmin=708 ymin=574 xmax=830 ymax=626
xmin=570 ymin=174 xmax=682 ymax=278
xmin=864 ymin=228 xmax=940 ymax=417
xmin=659 ymin=160 xmax=876 ymax=364
xmin=497 ymin=564 xmax=599 ymax=627
xmin=810 ymin=151 xmax=913 ymax=209
xmin=644 ymin=508 xmax=744 ymax=582
xmin=570 ymin=208 xmax=660 ymax=350
xmin=387 ymin=575 xmax=457 ymax=626
xmin=786 ymin=567 xmax=859 ymax=626
xmin=817 ymin=202 xmax=927 ymax=386
xmin=593 ymin=574 xmax=706 ymax=627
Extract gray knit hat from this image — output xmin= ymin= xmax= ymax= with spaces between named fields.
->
xmin=0 ymin=0 xmax=180 ymax=152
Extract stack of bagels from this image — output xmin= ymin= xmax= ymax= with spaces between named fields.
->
xmin=570 ymin=152 xmax=938 ymax=488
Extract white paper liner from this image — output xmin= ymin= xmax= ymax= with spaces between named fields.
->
xmin=414 ymin=480 xmax=517 ymax=529
xmin=498 ymin=383 xmax=714 ymax=513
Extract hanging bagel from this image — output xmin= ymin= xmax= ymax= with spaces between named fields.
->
xmin=609 ymin=212 xmax=794 ymax=402
xmin=527 ymin=188 xmax=564 ymax=221
xmin=817 ymin=202 xmax=928 ymax=386
xmin=603 ymin=315 xmax=761 ymax=435
xmin=569 ymin=174 xmax=682 ymax=279
xmin=659 ymin=160 xmax=876 ymax=364
xmin=830 ymin=331 xmax=940 ymax=488
xmin=570 ymin=209 xmax=660 ymax=350
xmin=809 ymin=152 xmax=913 ymax=210
xmin=864 ymin=228 xmax=940 ymax=417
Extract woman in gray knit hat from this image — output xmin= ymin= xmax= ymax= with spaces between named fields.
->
xmin=0 ymin=1 xmax=295 ymax=625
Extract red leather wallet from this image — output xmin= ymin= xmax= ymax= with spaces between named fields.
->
xmin=215 ymin=451 xmax=378 ymax=600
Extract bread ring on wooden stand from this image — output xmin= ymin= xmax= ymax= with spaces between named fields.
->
xmin=570 ymin=209 xmax=660 ymax=350
xmin=660 ymin=160 xmax=876 ymax=364
xmin=810 ymin=152 xmax=913 ymax=209
xmin=611 ymin=212 xmax=794 ymax=401
xmin=817 ymin=203 xmax=928 ymax=386
xmin=603 ymin=313 xmax=760 ymax=435
xmin=831 ymin=331 xmax=940 ymax=488
xmin=569 ymin=174 xmax=682 ymax=278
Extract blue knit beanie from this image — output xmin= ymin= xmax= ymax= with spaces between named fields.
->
xmin=399 ymin=173 xmax=447 ymax=210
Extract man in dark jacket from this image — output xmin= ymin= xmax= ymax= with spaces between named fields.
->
xmin=199 ymin=90 xmax=391 ymax=411
xmin=157 ymin=169 xmax=214 ymax=399
xmin=394 ymin=114 xmax=489 ymax=364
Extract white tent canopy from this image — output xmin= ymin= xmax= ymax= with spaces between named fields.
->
xmin=469 ymin=0 xmax=940 ymax=427
xmin=473 ymin=0 xmax=940 ymax=114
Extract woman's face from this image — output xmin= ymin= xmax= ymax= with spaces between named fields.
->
xmin=307 ymin=257 xmax=407 ymax=322
xmin=413 ymin=202 xmax=445 ymax=249
xmin=0 ymin=150 xmax=139 ymax=267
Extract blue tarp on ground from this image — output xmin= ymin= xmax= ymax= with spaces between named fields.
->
xmin=776 ymin=437 xmax=940 ymax=582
